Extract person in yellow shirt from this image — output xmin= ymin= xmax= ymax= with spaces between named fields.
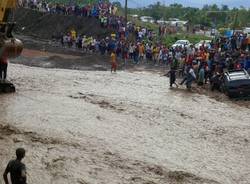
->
xmin=111 ymin=51 xmax=117 ymax=73
xmin=152 ymin=46 xmax=159 ymax=65
xmin=70 ymin=29 xmax=77 ymax=41
xmin=111 ymin=33 xmax=116 ymax=39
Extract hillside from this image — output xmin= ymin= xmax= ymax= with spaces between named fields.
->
xmin=14 ymin=8 xmax=112 ymax=39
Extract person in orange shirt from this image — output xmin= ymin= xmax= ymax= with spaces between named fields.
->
xmin=110 ymin=51 xmax=117 ymax=73
xmin=205 ymin=51 xmax=209 ymax=62
xmin=152 ymin=46 xmax=159 ymax=65
xmin=138 ymin=43 xmax=145 ymax=62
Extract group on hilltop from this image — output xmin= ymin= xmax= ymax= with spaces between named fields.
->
xmin=19 ymin=0 xmax=123 ymax=29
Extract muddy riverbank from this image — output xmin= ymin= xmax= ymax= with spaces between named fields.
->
xmin=11 ymin=41 xmax=250 ymax=108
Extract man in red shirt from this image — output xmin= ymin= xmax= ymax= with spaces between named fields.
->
xmin=0 ymin=54 xmax=8 ymax=81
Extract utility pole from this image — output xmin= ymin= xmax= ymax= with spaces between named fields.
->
xmin=125 ymin=0 xmax=128 ymax=27
xmin=233 ymin=11 xmax=239 ymax=34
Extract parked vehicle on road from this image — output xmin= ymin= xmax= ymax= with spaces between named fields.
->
xmin=172 ymin=40 xmax=190 ymax=49
xmin=195 ymin=40 xmax=211 ymax=49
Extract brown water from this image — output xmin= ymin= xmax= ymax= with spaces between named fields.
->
xmin=0 ymin=64 xmax=249 ymax=184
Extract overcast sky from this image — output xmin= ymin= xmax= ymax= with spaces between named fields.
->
xmin=116 ymin=0 xmax=250 ymax=8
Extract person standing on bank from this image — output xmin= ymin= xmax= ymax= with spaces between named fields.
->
xmin=0 ymin=53 xmax=8 ymax=81
xmin=110 ymin=51 xmax=117 ymax=73
xmin=3 ymin=148 xmax=27 ymax=184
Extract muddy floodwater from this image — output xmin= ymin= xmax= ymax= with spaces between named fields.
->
xmin=0 ymin=64 xmax=250 ymax=184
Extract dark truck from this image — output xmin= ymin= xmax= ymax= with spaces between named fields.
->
xmin=221 ymin=69 xmax=250 ymax=98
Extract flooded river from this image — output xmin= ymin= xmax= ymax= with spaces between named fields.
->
xmin=0 ymin=64 xmax=249 ymax=184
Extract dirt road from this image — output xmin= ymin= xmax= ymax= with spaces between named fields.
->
xmin=0 ymin=63 xmax=249 ymax=184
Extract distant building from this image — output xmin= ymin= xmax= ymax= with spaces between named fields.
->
xmin=243 ymin=27 xmax=250 ymax=37
xmin=140 ymin=16 xmax=154 ymax=23
xmin=130 ymin=14 xmax=138 ymax=18
xmin=168 ymin=18 xmax=180 ymax=21
xmin=157 ymin=17 xmax=188 ymax=27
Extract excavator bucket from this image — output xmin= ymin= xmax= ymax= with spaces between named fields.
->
xmin=0 ymin=0 xmax=23 ymax=93
xmin=1 ymin=38 xmax=23 ymax=58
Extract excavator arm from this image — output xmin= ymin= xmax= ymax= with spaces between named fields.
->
xmin=0 ymin=0 xmax=17 ymax=37
xmin=0 ymin=0 xmax=17 ymax=23
xmin=0 ymin=0 xmax=23 ymax=59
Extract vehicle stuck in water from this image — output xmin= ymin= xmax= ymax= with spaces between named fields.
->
xmin=221 ymin=69 xmax=250 ymax=98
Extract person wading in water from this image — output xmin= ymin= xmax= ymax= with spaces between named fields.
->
xmin=3 ymin=148 xmax=27 ymax=184
xmin=164 ymin=67 xmax=179 ymax=88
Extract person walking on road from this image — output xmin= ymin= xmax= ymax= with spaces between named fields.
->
xmin=186 ymin=65 xmax=196 ymax=89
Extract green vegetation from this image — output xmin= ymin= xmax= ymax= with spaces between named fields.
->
xmin=129 ymin=33 xmax=210 ymax=46
xmin=128 ymin=3 xmax=250 ymax=29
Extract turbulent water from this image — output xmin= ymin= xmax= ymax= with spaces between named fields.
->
xmin=0 ymin=64 xmax=249 ymax=184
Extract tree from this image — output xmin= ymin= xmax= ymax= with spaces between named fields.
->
xmin=210 ymin=4 xmax=219 ymax=11
xmin=169 ymin=3 xmax=183 ymax=8
xmin=221 ymin=5 xmax=229 ymax=11
xmin=112 ymin=1 xmax=122 ymax=8
xmin=125 ymin=1 xmax=250 ymax=28
xmin=202 ymin=5 xmax=209 ymax=11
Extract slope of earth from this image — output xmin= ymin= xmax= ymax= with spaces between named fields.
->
xmin=0 ymin=64 xmax=249 ymax=184
xmin=14 ymin=8 xmax=112 ymax=39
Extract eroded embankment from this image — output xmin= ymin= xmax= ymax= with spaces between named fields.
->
xmin=14 ymin=8 xmax=112 ymax=39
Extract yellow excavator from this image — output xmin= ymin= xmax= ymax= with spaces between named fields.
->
xmin=0 ymin=0 xmax=23 ymax=93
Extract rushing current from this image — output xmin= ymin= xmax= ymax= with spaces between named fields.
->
xmin=0 ymin=63 xmax=249 ymax=184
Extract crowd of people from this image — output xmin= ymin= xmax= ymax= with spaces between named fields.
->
xmin=167 ymin=33 xmax=250 ymax=89
xmin=58 ymin=29 xmax=250 ymax=90
xmin=19 ymin=0 xmax=126 ymax=33
xmin=19 ymin=0 xmax=250 ymax=91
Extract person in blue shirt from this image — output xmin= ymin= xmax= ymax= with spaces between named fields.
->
xmin=198 ymin=65 xmax=205 ymax=86
xmin=244 ymin=55 xmax=250 ymax=73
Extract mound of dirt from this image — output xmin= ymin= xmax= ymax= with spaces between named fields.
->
xmin=14 ymin=8 xmax=112 ymax=39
